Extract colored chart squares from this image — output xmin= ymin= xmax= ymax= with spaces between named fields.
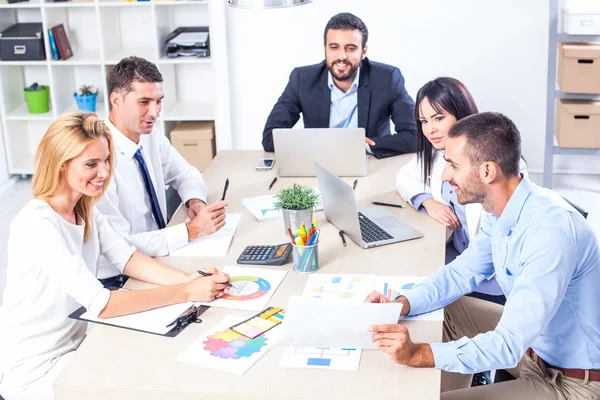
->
xmin=230 ymin=307 xmax=285 ymax=339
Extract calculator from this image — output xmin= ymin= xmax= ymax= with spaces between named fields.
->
xmin=237 ymin=243 xmax=293 ymax=266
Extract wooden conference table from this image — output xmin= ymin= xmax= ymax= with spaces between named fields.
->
xmin=55 ymin=150 xmax=447 ymax=400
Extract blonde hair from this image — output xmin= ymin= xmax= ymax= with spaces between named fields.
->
xmin=33 ymin=111 xmax=114 ymax=241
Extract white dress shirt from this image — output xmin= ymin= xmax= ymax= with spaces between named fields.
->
xmin=0 ymin=200 xmax=135 ymax=390
xmin=96 ymin=119 xmax=208 ymax=278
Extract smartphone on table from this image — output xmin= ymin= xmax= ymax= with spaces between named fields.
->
xmin=256 ymin=158 xmax=275 ymax=170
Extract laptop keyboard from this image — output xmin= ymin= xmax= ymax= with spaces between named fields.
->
xmin=358 ymin=212 xmax=394 ymax=243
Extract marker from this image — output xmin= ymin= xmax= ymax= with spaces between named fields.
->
xmin=221 ymin=178 xmax=229 ymax=201
xmin=268 ymin=177 xmax=277 ymax=190
xmin=339 ymin=230 xmax=347 ymax=247
xmin=353 ymin=179 xmax=358 ymax=191
xmin=371 ymin=201 xmax=405 ymax=209
xmin=197 ymin=270 xmax=233 ymax=288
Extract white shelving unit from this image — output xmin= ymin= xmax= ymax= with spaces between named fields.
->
xmin=543 ymin=0 xmax=600 ymax=188
xmin=0 ymin=0 xmax=232 ymax=176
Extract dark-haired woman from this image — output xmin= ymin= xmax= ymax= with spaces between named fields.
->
xmin=397 ymin=77 xmax=525 ymax=295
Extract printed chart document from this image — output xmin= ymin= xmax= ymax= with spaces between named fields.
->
xmin=177 ymin=314 xmax=279 ymax=375
xmin=277 ymin=296 xmax=402 ymax=349
xmin=302 ymin=273 xmax=376 ymax=302
xmin=198 ymin=265 xmax=287 ymax=311
xmin=279 ymin=347 xmax=362 ymax=371
xmin=170 ymin=213 xmax=241 ymax=257
xmin=242 ymin=188 xmax=323 ymax=222
xmin=373 ymin=276 xmax=444 ymax=321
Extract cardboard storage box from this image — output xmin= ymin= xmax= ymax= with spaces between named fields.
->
xmin=558 ymin=43 xmax=600 ymax=94
xmin=563 ymin=0 xmax=600 ymax=35
xmin=170 ymin=121 xmax=215 ymax=172
xmin=555 ymin=99 xmax=600 ymax=148
xmin=0 ymin=23 xmax=45 ymax=61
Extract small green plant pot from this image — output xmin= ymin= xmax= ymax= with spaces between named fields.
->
xmin=23 ymin=85 xmax=50 ymax=114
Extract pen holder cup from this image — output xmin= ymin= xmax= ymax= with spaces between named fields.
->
xmin=291 ymin=242 xmax=319 ymax=273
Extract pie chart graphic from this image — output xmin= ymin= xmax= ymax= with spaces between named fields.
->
xmin=221 ymin=276 xmax=271 ymax=301
xmin=203 ymin=328 xmax=267 ymax=359
xmin=402 ymin=283 xmax=416 ymax=290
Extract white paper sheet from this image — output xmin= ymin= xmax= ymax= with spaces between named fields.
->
xmin=198 ymin=266 xmax=287 ymax=311
xmin=176 ymin=314 xmax=278 ymax=375
xmin=170 ymin=214 xmax=241 ymax=257
xmin=374 ymin=276 xmax=444 ymax=321
xmin=279 ymin=347 xmax=362 ymax=371
xmin=302 ymin=274 xmax=376 ymax=302
xmin=277 ymin=296 xmax=402 ymax=349
xmin=80 ymin=301 xmax=195 ymax=335
xmin=242 ymin=188 xmax=323 ymax=222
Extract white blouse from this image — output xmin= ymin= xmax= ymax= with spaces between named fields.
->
xmin=0 ymin=199 xmax=135 ymax=387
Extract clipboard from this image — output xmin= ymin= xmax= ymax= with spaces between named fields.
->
xmin=69 ymin=304 xmax=210 ymax=338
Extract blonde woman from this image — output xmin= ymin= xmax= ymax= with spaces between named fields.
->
xmin=0 ymin=112 xmax=230 ymax=400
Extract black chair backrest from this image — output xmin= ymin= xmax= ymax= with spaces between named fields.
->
xmin=563 ymin=197 xmax=589 ymax=219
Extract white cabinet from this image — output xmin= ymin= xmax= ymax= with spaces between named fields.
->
xmin=0 ymin=0 xmax=231 ymax=176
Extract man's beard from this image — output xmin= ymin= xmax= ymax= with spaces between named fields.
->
xmin=328 ymin=59 xmax=360 ymax=81
xmin=452 ymin=172 xmax=486 ymax=206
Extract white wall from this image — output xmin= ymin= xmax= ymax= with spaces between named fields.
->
xmin=226 ymin=0 xmax=598 ymax=173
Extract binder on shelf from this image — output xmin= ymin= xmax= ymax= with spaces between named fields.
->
xmin=69 ymin=302 xmax=210 ymax=338
xmin=165 ymin=26 xmax=210 ymax=58
xmin=50 ymin=24 xmax=72 ymax=61
xmin=47 ymin=29 xmax=60 ymax=60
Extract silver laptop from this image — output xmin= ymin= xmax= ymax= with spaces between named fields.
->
xmin=315 ymin=162 xmax=423 ymax=249
xmin=273 ymin=128 xmax=368 ymax=177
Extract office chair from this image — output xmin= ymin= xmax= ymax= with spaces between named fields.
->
xmin=563 ymin=197 xmax=589 ymax=219
xmin=165 ymin=185 xmax=183 ymax=223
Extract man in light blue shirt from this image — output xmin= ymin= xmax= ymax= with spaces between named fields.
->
xmin=328 ymin=68 xmax=375 ymax=155
xmin=366 ymin=112 xmax=600 ymax=399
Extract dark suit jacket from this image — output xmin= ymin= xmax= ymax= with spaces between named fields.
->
xmin=262 ymin=58 xmax=417 ymax=159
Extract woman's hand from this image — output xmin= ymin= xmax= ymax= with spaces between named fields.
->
xmin=422 ymin=198 xmax=460 ymax=231
xmin=184 ymin=269 xmax=231 ymax=302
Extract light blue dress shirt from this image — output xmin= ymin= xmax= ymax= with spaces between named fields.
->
xmin=404 ymin=176 xmax=600 ymax=373
xmin=328 ymin=69 xmax=359 ymax=129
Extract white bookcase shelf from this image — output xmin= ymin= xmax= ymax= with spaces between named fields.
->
xmin=0 ymin=0 xmax=231 ymax=176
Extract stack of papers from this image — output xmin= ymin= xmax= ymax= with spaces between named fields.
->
xmin=170 ymin=213 xmax=241 ymax=257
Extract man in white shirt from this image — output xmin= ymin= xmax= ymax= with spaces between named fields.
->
xmin=96 ymin=56 xmax=226 ymax=284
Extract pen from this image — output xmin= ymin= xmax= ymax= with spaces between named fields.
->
xmin=268 ymin=177 xmax=277 ymax=190
xmin=221 ymin=178 xmax=229 ymax=201
xmin=353 ymin=179 xmax=358 ymax=191
xmin=371 ymin=201 xmax=405 ymax=209
xmin=339 ymin=230 xmax=347 ymax=247
xmin=196 ymin=270 xmax=233 ymax=288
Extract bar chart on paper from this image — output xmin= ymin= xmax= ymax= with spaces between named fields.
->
xmin=375 ymin=276 xmax=426 ymax=300
xmin=374 ymin=276 xmax=444 ymax=321
xmin=279 ymin=347 xmax=362 ymax=371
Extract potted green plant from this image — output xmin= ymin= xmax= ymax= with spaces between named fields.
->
xmin=273 ymin=183 xmax=321 ymax=235
xmin=23 ymin=82 xmax=50 ymax=114
xmin=73 ymin=84 xmax=98 ymax=112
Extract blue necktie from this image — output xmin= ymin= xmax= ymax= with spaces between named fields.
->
xmin=133 ymin=149 xmax=166 ymax=229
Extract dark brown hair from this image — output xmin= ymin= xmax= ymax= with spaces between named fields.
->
xmin=108 ymin=56 xmax=163 ymax=97
xmin=324 ymin=13 xmax=368 ymax=48
xmin=415 ymin=77 xmax=478 ymax=187
xmin=448 ymin=112 xmax=521 ymax=177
